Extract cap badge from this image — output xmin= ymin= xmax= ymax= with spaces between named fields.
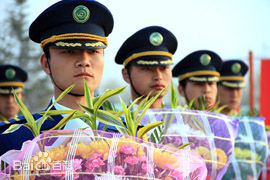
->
xmin=73 ymin=5 xmax=90 ymax=23
xmin=200 ymin=54 xmax=211 ymax=66
xmin=149 ymin=32 xmax=163 ymax=46
xmin=232 ymin=63 xmax=241 ymax=74
xmin=5 ymin=68 xmax=16 ymax=80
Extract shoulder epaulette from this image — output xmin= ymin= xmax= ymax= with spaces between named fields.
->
xmin=0 ymin=116 xmax=26 ymax=127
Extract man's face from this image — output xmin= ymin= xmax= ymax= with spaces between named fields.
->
xmin=218 ymin=85 xmax=243 ymax=111
xmin=42 ymin=48 xmax=104 ymax=96
xmin=178 ymin=81 xmax=217 ymax=108
xmin=0 ymin=93 xmax=24 ymax=120
xmin=123 ymin=65 xmax=172 ymax=99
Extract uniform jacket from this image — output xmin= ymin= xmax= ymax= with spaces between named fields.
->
xmin=0 ymin=100 xmax=63 ymax=155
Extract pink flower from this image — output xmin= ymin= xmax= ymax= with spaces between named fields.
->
xmin=114 ymin=165 xmax=125 ymax=175
xmin=164 ymin=164 xmax=175 ymax=171
xmin=138 ymin=155 xmax=147 ymax=162
xmin=120 ymin=145 xmax=135 ymax=155
xmin=170 ymin=170 xmax=184 ymax=180
xmin=50 ymin=160 xmax=82 ymax=179
xmin=92 ymin=158 xmax=105 ymax=167
xmin=85 ymin=158 xmax=105 ymax=172
xmin=50 ymin=163 xmax=65 ymax=178
xmin=90 ymin=153 xmax=103 ymax=160
xmin=141 ymin=163 xmax=148 ymax=172
xmin=124 ymin=156 xmax=139 ymax=165
xmin=72 ymin=159 xmax=82 ymax=171
xmin=163 ymin=164 xmax=183 ymax=180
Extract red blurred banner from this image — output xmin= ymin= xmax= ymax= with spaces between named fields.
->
xmin=260 ymin=59 xmax=270 ymax=126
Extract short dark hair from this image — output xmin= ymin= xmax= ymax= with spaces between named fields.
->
xmin=179 ymin=79 xmax=187 ymax=89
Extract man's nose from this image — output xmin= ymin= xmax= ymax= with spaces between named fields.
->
xmin=76 ymin=51 xmax=91 ymax=67
xmin=203 ymin=83 xmax=211 ymax=93
xmin=7 ymin=94 xmax=15 ymax=102
xmin=153 ymin=68 xmax=162 ymax=80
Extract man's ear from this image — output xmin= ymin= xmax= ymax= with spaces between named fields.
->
xmin=40 ymin=54 xmax=51 ymax=75
xmin=20 ymin=92 xmax=25 ymax=101
xmin=122 ymin=68 xmax=130 ymax=84
xmin=177 ymin=85 xmax=185 ymax=97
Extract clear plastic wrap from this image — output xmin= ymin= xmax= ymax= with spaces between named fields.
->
xmin=223 ymin=116 xmax=268 ymax=180
xmin=140 ymin=109 xmax=239 ymax=180
xmin=1 ymin=129 xmax=207 ymax=180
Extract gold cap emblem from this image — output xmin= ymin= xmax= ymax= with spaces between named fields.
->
xmin=149 ymin=32 xmax=163 ymax=46
xmin=200 ymin=54 xmax=211 ymax=66
xmin=232 ymin=63 xmax=241 ymax=74
xmin=5 ymin=68 xmax=16 ymax=80
xmin=73 ymin=5 xmax=90 ymax=23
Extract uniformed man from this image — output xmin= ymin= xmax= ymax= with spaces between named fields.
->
xmin=115 ymin=26 xmax=178 ymax=108
xmin=0 ymin=64 xmax=27 ymax=122
xmin=0 ymin=0 xmax=113 ymax=155
xmin=172 ymin=50 xmax=222 ymax=110
xmin=217 ymin=60 xmax=248 ymax=115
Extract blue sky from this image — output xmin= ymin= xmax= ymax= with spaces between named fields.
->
xmin=1 ymin=0 xmax=269 ymax=105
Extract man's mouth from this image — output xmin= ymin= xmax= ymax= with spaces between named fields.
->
xmin=74 ymin=72 xmax=93 ymax=78
xmin=150 ymin=84 xmax=165 ymax=90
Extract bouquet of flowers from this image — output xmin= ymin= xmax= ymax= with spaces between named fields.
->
xmin=1 ymin=130 xmax=207 ymax=179
xmin=140 ymin=108 xmax=239 ymax=180
xmin=222 ymin=116 xmax=268 ymax=180
xmin=260 ymin=130 xmax=270 ymax=180
xmin=1 ymin=82 xmax=208 ymax=179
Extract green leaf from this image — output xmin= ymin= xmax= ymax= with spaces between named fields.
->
xmin=48 ymin=110 xmax=77 ymax=131
xmin=93 ymin=86 xmax=126 ymax=115
xmin=215 ymin=105 xmax=227 ymax=113
xmin=84 ymin=79 xmax=93 ymax=109
xmin=37 ymin=84 xmax=74 ymax=132
xmin=135 ymin=88 xmax=166 ymax=128
xmin=170 ymin=82 xmax=178 ymax=108
xmin=177 ymin=142 xmax=193 ymax=149
xmin=137 ymin=92 xmax=152 ymax=111
xmin=103 ymin=100 xmax=116 ymax=111
xmin=39 ymin=110 xmax=75 ymax=116
xmin=120 ymin=97 xmax=135 ymax=135
xmin=12 ymin=90 xmax=37 ymax=135
xmin=96 ymin=110 xmax=125 ymax=129
xmin=150 ymin=134 xmax=157 ymax=143
xmin=163 ymin=113 xmax=175 ymax=134
xmin=80 ymin=104 xmax=125 ymax=130
xmin=2 ymin=124 xmax=24 ymax=134
xmin=187 ymin=98 xmax=195 ymax=109
xmin=137 ymin=121 xmax=163 ymax=139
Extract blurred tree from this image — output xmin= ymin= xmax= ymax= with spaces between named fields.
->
xmin=0 ymin=0 xmax=53 ymax=113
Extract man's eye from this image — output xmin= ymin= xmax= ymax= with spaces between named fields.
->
xmin=62 ymin=50 xmax=73 ymax=54
xmin=87 ymin=50 xmax=97 ymax=54
xmin=142 ymin=67 xmax=151 ymax=70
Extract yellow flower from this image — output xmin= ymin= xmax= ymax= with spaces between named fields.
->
xmin=153 ymin=148 xmax=179 ymax=169
xmin=12 ymin=172 xmax=36 ymax=180
xmin=194 ymin=146 xmax=212 ymax=162
xmin=46 ymin=145 xmax=67 ymax=162
xmin=211 ymin=148 xmax=227 ymax=170
xmin=89 ymin=140 xmax=110 ymax=160
xmin=75 ymin=142 xmax=94 ymax=159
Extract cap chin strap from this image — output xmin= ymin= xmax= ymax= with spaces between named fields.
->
xmin=183 ymin=89 xmax=191 ymax=105
xmin=127 ymin=68 xmax=143 ymax=98
xmin=47 ymin=60 xmax=84 ymax=97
